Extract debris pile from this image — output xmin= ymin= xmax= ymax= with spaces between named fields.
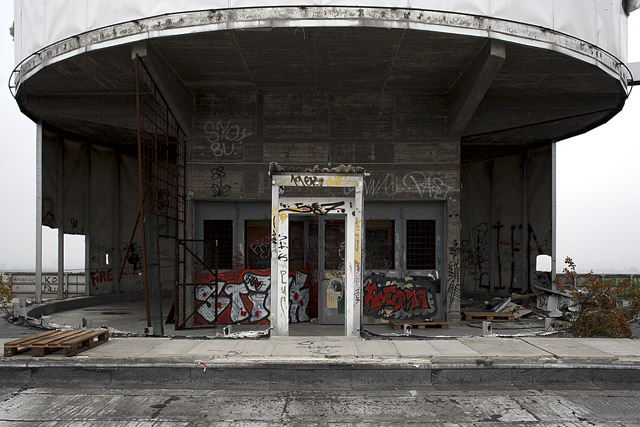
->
xmin=461 ymin=287 xmax=575 ymax=334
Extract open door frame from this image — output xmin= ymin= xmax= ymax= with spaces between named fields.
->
xmin=270 ymin=170 xmax=365 ymax=337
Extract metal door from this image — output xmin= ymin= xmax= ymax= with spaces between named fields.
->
xmin=318 ymin=216 xmax=346 ymax=324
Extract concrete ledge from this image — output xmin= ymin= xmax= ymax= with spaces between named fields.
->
xmin=2 ymin=362 xmax=640 ymax=390
xmin=26 ymin=293 xmax=146 ymax=319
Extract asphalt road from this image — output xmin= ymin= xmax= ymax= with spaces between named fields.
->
xmin=1 ymin=387 xmax=640 ymax=426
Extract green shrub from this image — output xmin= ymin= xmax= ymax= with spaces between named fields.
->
xmin=555 ymin=258 xmax=639 ymax=338
xmin=0 ymin=273 xmax=14 ymax=311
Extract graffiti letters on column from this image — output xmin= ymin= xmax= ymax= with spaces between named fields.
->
xmin=447 ymin=240 xmax=460 ymax=309
xmin=363 ymin=275 xmax=437 ymax=320
xmin=194 ymin=269 xmax=311 ymax=324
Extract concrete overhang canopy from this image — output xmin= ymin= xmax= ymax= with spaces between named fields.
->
xmin=11 ymin=6 xmax=631 ymax=150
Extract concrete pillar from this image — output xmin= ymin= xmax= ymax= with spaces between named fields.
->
xmin=84 ymin=142 xmax=92 ymax=296
xmin=57 ymin=133 xmax=64 ymax=299
xmin=270 ymin=181 xmax=289 ymax=336
xmin=35 ymin=122 xmax=43 ymax=304
xmin=551 ymin=142 xmax=557 ymax=284
xmin=446 ymin=140 xmax=462 ymax=324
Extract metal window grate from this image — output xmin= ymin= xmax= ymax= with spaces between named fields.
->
xmin=204 ymin=220 xmax=233 ymax=270
xmin=366 ymin=220 xmax=395 ymax=270
xmin=406 ymin=220 xmax=436 ymax=270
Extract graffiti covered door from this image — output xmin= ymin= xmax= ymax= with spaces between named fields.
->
xmin=319 ymin=217 xmax=346 ymax=324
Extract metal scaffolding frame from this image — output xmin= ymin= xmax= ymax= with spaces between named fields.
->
xmin=135 ymin=55 xmax=186 ymax=336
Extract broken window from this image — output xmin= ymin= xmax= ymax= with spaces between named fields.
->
xmin=203 ymin=220 xmax=233 ymax=270
xmin=406 ymin=219 xmax=436 ymax=270
xmin=366 ymin=220 xmax=395 ymax=270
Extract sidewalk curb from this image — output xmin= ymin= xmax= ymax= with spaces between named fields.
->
xmin=3 ymin=360 xmax=640 ymax=390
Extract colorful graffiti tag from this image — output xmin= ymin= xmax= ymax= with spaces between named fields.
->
xmin=363 ymin=275 xmax=438 ymax=320
xmin=194 ymin=269 xmax=313 ymax=325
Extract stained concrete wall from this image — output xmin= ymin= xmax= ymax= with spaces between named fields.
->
xmin=41 ymin=127 xmax=151 ymax=296
xmin=187 ymin=90 xmax=462 ymax=321
xmin=460 ymin=145 xmax=552 ymax=298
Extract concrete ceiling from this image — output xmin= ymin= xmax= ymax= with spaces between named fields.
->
xmin=16 ymin=26 xmax=626 ymax=161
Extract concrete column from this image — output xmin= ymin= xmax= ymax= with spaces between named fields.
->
xmin=345 ymin=183 xmax=364 ymax=337
xmin=551 ymin=142 xmax=557 ymax=284
xmin=84 ymin=142 xmax=92 ymax=296
xmin=114 ymin=150 xmax=121 ymax=293
xmin=57 ymin=134 xmax=64 ymax=299
xmin=446 ymin=140 xmax=462 ymax=324
xmin=271 ymin=184 xmax=289 ymax=336
xmin=35 ymin=122 xmax=43 ymax=304
xmin=270 ymin=182 xmax=289 ymax=336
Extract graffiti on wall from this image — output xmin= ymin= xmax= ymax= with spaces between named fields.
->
xmin=279 ymin=201 xmax=346 ymax=215
xmin=194 ymin=269 xmax=313 ymax=325
xmin=344 ymin=172 xmax=459 ymax=200
xmin=205 ymin=120 xmax=252 ymax=157
xmin=211 ymin=167 xmax=231 ymax=197
xmin=447 ymin=240 xmax=460 ymax=310
xmin=90 ymin=268 xmax=113 ymax=288
xmin=461 ymin=221 xmax=552 ymax=292
xmin=363 ymin=274 xmax=437 ymax=320
xmin=461 ymin=222 xmax=489 ymax=289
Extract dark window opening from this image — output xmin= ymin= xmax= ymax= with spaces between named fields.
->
xmin=366 ymin=220 xmax=395 ymax=270
xmin=406 ymin=219 xmax=436 ymax=270
xmin=204 ymin=220 xmax=233 ymax=270
xmin=324 ymin=220 xmax=345 ymax=270
xmin=245 ymin=220 xmax=271 ymax=270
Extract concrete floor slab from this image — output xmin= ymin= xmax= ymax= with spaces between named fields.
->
xmin=579 ymin=338 xmax=640 ymax=355
xmin=521 ymin=338 xmax=618 ymax=362
xmin=429 ymin=339 xmax=479 ymax=356
xmin=459 ymin=337 xmax=553 ymax=360
xmin=75 ymin=337 xmax=171 ymax=359
xmin=229 ymin=339 xmax=277 ymax=358
xmin=269 ymin=336 xmax=357 ymax=359
xmin=391 ymin=340 xmax=440 ymax=359
xmin=353 ymin=339 xmax=399 ymax=359
xmin=185 ymin=339 xmax=240 ymax=358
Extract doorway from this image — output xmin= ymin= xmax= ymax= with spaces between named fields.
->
xmin=269 ymin=169 xmax=365 ymax=337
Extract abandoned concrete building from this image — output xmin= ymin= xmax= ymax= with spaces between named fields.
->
xmin=11 ymin=1 xmax=637 ymax=336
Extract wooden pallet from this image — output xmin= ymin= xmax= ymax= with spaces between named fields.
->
xmin=389 ymin=320 xmax=449 ymax=330
xmin=464 ymin=312 xmax=515 ymax=321
xmin=4 ymin=329 xmax=109 ymax=357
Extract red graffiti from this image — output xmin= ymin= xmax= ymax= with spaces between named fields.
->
xmin=363 ymin=275 xmax=436 ymax=319
xmin=90 ymin=269 xmax=113 ymax=287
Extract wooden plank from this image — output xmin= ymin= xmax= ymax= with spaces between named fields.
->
xmin=4 ymin=331 xmax=70 ymax=356
xmin=510 ymin=291 xmax=545 ymax=301
xmin=5 ymin=329 xmax=109 ymax=358
xmin=30 ymin=330 xmax=83 ymax=347
xmin=389 ymin=320 xmax=449 ymax=330
xmin=464 ymin=312 xmax=515 ymax=321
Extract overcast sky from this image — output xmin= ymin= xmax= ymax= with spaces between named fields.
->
xmin=0 ymin=4 xmax=638 ymax=273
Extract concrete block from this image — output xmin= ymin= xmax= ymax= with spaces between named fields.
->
xmin=431 ymin=368 xmax=513 ymax=388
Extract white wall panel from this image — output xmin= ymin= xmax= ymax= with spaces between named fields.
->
xmin=554 ymin=0 xmax=597 ymax=45
xmin=45 ymin=0 xmax=87 ymax=51
xmin=13 ymin=0 xmax=629 ymax=65
xmin=490 ymin=0 xmax=554 ymax=29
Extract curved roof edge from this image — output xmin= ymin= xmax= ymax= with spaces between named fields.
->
xmin=10 ymin=6 xmax=632 ymax=96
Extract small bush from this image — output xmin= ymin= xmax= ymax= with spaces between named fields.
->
xmin=555 ymin=258 xmax=639 ymax=339
xmin=0 ymin=273 xmax=14 ymax=312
